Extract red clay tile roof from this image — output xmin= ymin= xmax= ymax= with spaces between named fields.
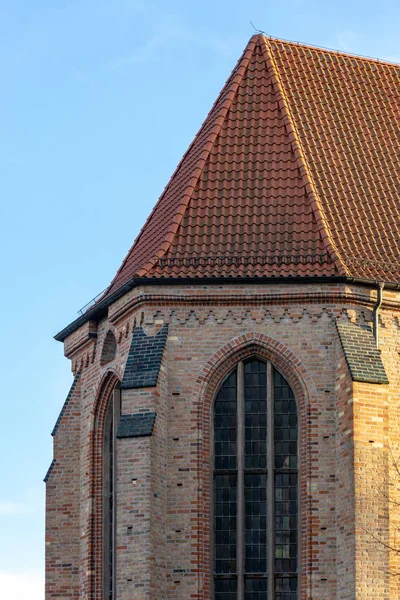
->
xmin=105 ymin=34 xmax=400 ymax=296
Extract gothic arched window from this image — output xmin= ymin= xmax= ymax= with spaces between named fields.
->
xmin=103 ymin=386 xmax=120 ymax=600
xmin=213 ymin=358 xmax=298 ymax=600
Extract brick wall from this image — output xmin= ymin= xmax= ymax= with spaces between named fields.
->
xmin=45 ymin=374 xmax=81 ymax=599
xmin=353 ymin=380 xmax=390 ymax=597
xmin=45 ymin=282 xmax=400 ymax=599
xmin=334 ymin=347 xmax=355 ymax=600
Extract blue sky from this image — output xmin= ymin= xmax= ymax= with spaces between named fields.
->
xmin=1 ymin=1 xmax=399 ymax=597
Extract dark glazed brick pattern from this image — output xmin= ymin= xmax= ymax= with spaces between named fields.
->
xmin=116 ymin=412 xmax=157 ymax=438
xmin=44 ymin=459 xmax=56 ymax=483
xmin=121 ymin=324 xmax=168 ymax=389
xmin=336 ymin=322 xmax=389 ymax=384
xmin=51 ymin=373 xmax=81 ymax=436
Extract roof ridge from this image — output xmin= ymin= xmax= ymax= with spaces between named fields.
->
xmin=135 ymin=37 xmax=259 ymax=277
xmin=259 ymin=33 xmax=400 ymax=68
xmin=259 ymin=35 xmax=348 ymax=277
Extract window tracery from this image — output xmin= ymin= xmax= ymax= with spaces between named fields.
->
xmin=213 ymin=358 xmax=298 ymax=600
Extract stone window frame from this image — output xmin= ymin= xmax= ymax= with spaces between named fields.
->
xmin=211 ymin=357 xmax=299 ymax=600
xmin=196 ymin=334 xmax=312 ymax=599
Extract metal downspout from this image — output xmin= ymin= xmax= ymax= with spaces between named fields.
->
xmin=373 ymin=282 xmax=384 ymax=349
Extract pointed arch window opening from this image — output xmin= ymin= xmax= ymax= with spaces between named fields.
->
xmin=103 ymin=387 xmax=121 ymax=600
xmin=213 ymin=358 xmax=298 ymax=600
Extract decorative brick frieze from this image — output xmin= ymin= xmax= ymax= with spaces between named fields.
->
xmin=64 ymin=319 xmax=98 ymax=359
xmin=103 ymin=285 xmax=400 ymax=337
xmin=108 ymin=287 xmax=397 ymax=328
xmin=71 ymin=339 xmax=97 ymax=373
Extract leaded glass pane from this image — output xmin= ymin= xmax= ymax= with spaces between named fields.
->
xmin=245 ymin=577 xmax=268 ymax=599
xmin=215 ymin=474 xmax=237 ymax=574
xmin=275 ymin=576 xmax=298 ymax=600
xmin=244 ymin=360 xmax=267 ymax=470
xmin=274 ymin=473 xmax=297 ymax=574
xmin=274 ymin=370 xmax=297 ymax=470
xmin=273 ymin=367 xmax=297 ymax=588
xmin=213 ymin=361 xmax=298 ymax=600
xmin=245 ymin=474 xmax=267 ymax=574
xmin=215 ymin=578 xmax=237 ymax=600
xmin=215 ymin=370 xmax=237 ymax=470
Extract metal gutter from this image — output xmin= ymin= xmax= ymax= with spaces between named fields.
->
xmin=54 ymin=275 xmax=400 ymax=342
xmin=373 ymin=282 xmax=384 ymax=349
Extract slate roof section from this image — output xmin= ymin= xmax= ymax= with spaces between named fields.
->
xmin=102 ymin=34 xmax=400 ymax=298
xmin=116 ymin=412 xmax=157 ymax=439
xmin=336 ymin=322 xmax=389 ymax=384
xmin=51 ymin=373 xmax=80 ymax=437
xmin=44 ymin=459 xmax=56 ymax=483
xmin=121 ymin=325 xmax=168 ymax=389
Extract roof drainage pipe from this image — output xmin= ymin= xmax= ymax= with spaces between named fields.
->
xmin=373 ymin=282 xmax=384 ymax=349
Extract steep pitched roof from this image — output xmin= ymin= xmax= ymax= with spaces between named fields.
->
xmin=105 ymin=34 xmax=400 ymax=297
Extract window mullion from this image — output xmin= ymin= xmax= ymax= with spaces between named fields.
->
xmin=267 ymin=361 xmax=274 ymax=599
xmin=237 ymin=361 xmax=245 ymax=600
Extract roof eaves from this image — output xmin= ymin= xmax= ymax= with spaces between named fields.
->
xmin=54 ymin=277 xmax=138 ymax=342
xmin=55 ymin=274 xmax=400 ymax=343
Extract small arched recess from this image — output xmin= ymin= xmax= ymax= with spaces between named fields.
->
xmin=90 ymin=370 xmax=121 ymax=600
xmin=100 ymin=330 xmax=117 ymax=366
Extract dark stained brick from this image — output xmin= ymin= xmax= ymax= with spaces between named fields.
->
xmin=121 ymin=325 xmax=168 ymax=389
xmin=336 ymin=322 xmax=389 ymax=384
xmin=44 ymin=459 xmax=56 ymax=483
xmin=116 ymin=412 xmax=156 ymax=438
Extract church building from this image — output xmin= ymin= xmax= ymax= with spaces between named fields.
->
xmin=45 ymin=34 xmax=400 ymax=599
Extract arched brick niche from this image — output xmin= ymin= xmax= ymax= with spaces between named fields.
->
xmin=100 ymin=330 xmax=117 ymax=365
xmin=194 ymin=333 xmax=315 ymax=600
xmin=89 ymin=370 xmax=120 ymax=600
